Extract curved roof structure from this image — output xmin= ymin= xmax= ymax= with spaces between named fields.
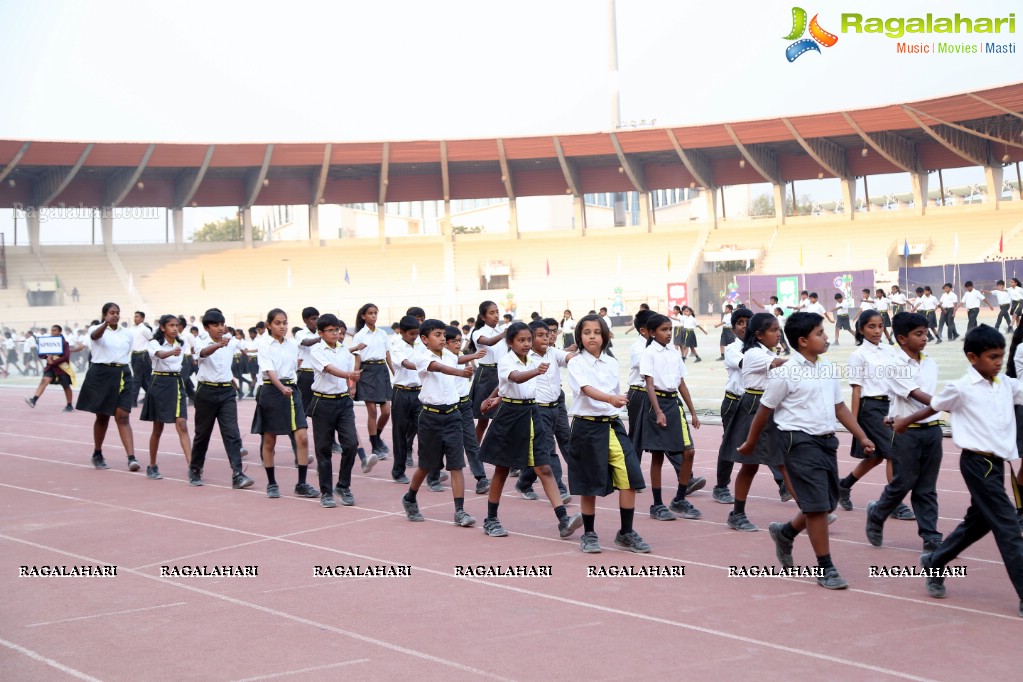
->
xmin=0 ymin=83 xmax=1021 ymax=210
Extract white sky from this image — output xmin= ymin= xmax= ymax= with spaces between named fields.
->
xmin=0 ymin=0 xmax=1018 ymax=241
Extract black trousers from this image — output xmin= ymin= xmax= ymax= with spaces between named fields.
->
xmin=190 ymin=384 xmax=244 ymax=476
xmin=966 ymin=307 xmax=980 ymax=332
xmin=130 ymin=352 xmax=152 ymax=404
xmin=297 ymin=370 xmax=315 ymax=413
xmin=996 ymin=304 xmax=1012 ymax=330
xmin=868 ymin=424 xmax=942 ymax=543
xmin=717 ymin=394 xmax=740 ymax=488
xmin=930 ymin=450 xmax=1023 ymax=601
xmin=517 ymin=401 xmax=569 ymax=493
xmin=180 ymin=356 xmax=196 ymax=399
xmin=310 ymin=395 xmax=358 ymax=493
xmin=391 ymin=388 xmax=421 ymax=478
xmin=937 ymin=308 xmax=957 ymax=340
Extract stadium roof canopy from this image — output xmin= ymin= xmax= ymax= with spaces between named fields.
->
xmin=0 ymin=83 xmax=1021 ymax=210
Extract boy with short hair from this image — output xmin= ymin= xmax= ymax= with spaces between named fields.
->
xmin=993 ymin=279 xmax=1013 ymax=333
xmin=390 ymin=316 xmax=422 ymax=484
xmin=738 ymin=312 xmax=876 ymax=589
xmin=832 ymin=293 xmax=852 ymax=346
xmin=895 ymin=324 xmax=1023 ymax=616
xmin=444 ymin=326 xmax=489 ymax=494
xmin=937 ymin=283 xmax=959 ymax=342
xmin=713 ymin=307 xmax=753 ymax=504
xmin=961 ymin=281 xmax=993 ymax=334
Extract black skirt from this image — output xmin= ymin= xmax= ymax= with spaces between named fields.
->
xmin=566 ymin=417 xmax=645 ymax=496
xmin=683 ymin=328 xmax=699 ymax=349
xmin=355 ymin=361 xmax=391 ymax=404
xmin=625 ymin=386 xmax=648 ymax=451
xmin=641 ymin=392 xmax=693 ymax=453
xmin=75 ymin=363 xmax=132 ymax=416
xmin=719 ymin=391 xmax=783 ymax=466
xmin=720 ymin=392 xmax=740 ymax=433
xmin=140 ymin=373 xmax=187 ymax=423
xmin=470 ymin=364 xmax=499 ymax=419
xmin=719 ymin=328 xmax=736 ymax=346
xmin=672 ymin=327 xmax=684 ymax=346
xmin=851 ymin=398 xmax=894 ymax=459
xmin=1015 ymin=404 xmax=1023 ymax=456
xmin=880 ymin=312 xmax=892 ymax=328
xmin=251 ymin=381 xmax=307 ymax=435
xmin=478 ymin=401 xmax=549 ymax=469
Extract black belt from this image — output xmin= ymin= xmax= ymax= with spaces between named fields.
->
xmin=964 ymin=448 xmax=1000 ymax=460
xmin=537 ymin=401 xmax=558 ymax=408
xmin=628 ymin=384 xmax=644 ymax=390
xmin=299 ymin=368 xmax=314 ymax=372
xmin=459 ymin=395 xmax=470 ymax=403
xmin=653 ymin=390 xmax=678 ymax=399
xmin=422 ymin=404 xmax=458 ymax=414
xmin=263 ymin=379 xmax=295 ymax=385
xmin=725 ymin=392 xmax=740 ymax=400
xmin=745 ymin=389 xmax=764 ymax=396
xmin=861 ymin=395 xmax=890 ymax=402
xmin=479 ymin=363 xmax=497 ymax=367
xmin=95 ymin=362 xmax=127 ymax=367
xmin=199 ymin=381 xmax=233 ymax=387
xmin=152 ymin=371 xmax=178 ymax=376
xmin=907 ymin=420 xmax=941 ymax=429
xmin=131 ymin=351 xmax=146 ymax=355
xmin=313 ymin=391 xmax=349 ymax=399
xmin=578 ymin=415 xmax=617 ymax=423
xmin=362 ymin=359 xmax=386 ymax=365
xmin=394 ymin=384 xmax=421 ymax=392
xmin=502 ymin=398 xmax=534 ymax=405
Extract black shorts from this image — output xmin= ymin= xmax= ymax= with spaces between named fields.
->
xmin=416 ymin=405 xmax=465 ymax=471
xmin=851 ymin=398 xmax=893 ymax=459
xmin=640 ymin=391 xmax=693 ymax=453
xmin=140 ymin=373 xmax=187 ymax=423
xmin=251 ymin=381 xmax=307 ymax=435
xmin=75 ymin=363 xmax=133 ymax=416
xmin=567 ymin=416 xmax=645 ymax=496
xmin=479 ymin=401 xmax=549 ymax=469
xmin=781 ymin=430 xmax=839 ymax=514
xmin=355 ymin=361 xmax=390 ymax=404
xmin=835 ymin=316 xmax=851 ymax=332
xmin=43 ymin=368 xmax=72 ymax=388
xmin=719 ymin=328 xmax=736 ymax=346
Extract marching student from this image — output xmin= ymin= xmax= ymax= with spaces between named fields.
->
xmin=739 ymin=312 xmax=876 ymax=590
xmin=444 ymin=326 xmax=490 ymax=494
xmin=140 ymin=314 xmax=192 ymax=480
xmin=75 ymin=302 xmax=140 ymax=471
xmin=467 ymin=300 xmax=507 ymax=443
xmin=252 ymin=308 xmax=317 ymax=499
xmin=858 ymin=288 xmax=876 ymax=312
xmin=24 ymin=324 xmax=74 ymax=412
xmin=129 ymin=311 xmax=153 ymax=406
xmin=913 ymin=286 xmax=939 ymax=341
xmin=805 ymin=293 xmax=831 ymax=322
xmin=641 ymin=314 xmax=702 ymax=521
xmin=993 ymin=280 xmax=1013 ymax=333
xmin=476 ymin=322 xmax=582 ymax=540
xmin=560 ymin=309 xmax=576 ymax=349
xmin=389 ymin=316 xmax=423 ymax=485
xmin=937 ymin=282 xmax=959 ymax=342
xmin=670 ymin=305 xmax=685 ymax=353
xmin=566 ymin=314 xmax=649 ymax=554
xmin=713 ymin=304 xmax=736 ymax=360
xmin=786 ymin=290 xmax=810 ymax=313
xmin=832 ymin=293 xmax=852 ymax=346
xmin=894 ymin=325 xmax=1023 ymax=617
xmin=306 ymin=314 xmax=363 ymax=508
xmin=295 ymin=306 xmax=321 ymax=413
xmin=889 ymin=285 xmax=908 ymax=315
xmin=720 ymin=312 xmax=790 ymax=532
xmin=713 ymin=307 xmax=753 ymax=504
xmin=352 ymin=302 xmax=393 ymax=458
xmin=243 ymin=327 xmax=260 ymax=398
xmin=875 ymin=288 xmax=894 ymax=345
xmin=230 ymin=329 xmax=251 ymax=400
xmin=514 ymin=320 xmax=572 ymax=503
xmin=863 ymin=312 xmax=942 ymax=552
xmin=177 ymin=317 xmax=197 ymax=404
xmin=1009 ymin=277 xmax=1023 ymax=331
xmin=4 ymin=331 xmax=23 ymax=375
xmin=961 ymin=281 xmax=993 ymax=334
xmin=1006 ymin=324 xmax=1023 ymax=530
xmin=679 ymin=305 xmax=706 ymax=362
xmin=188 ymin=308 xmax=253 ymax=489
xmin=836 ymin=310 xmax=914 ymax=520
xmin=21 ymin=330 xmax=38 ymax=375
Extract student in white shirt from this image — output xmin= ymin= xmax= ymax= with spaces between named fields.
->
xmin=805 ymin=293 xmax=831 ymax=320
xmin=993 ymin=279 xmax=1013 ymax=333
xmin=139 ymin=314 xmax=192 ymax=480
xmin=389 ymin=316 xmax=423 ymax=484
xmin=129 ymin=311 xmax=154 ymax=406
xmin=874 ymin=288 xmax=894 ymax=345
xmin=352 ymin=302 xmax=393 ymax=457
xmin=895 ymin=324 xmax=1023 ymax=615
xmin=1008 ymin=277 xmax=1023 ymax=330
xmin=911 ymin=287 xmax=939 ymax=341
xmin=467 ymin=300 xmax=507 ymax=443
xmin=713 ymin=307 xmax=753 ymax=504
xmin=889 ymin=285 xmax=908 ymax=315
xmin=713 ymin=304 xmax=737 ymax=360
xmin=786 ymin=291 xmax=810 ymax=313
xmin=295 ymin=307 xmax=322 ymax=414
xmin=678 ymin=305 xmax=707 ymax=362
xmin=444 ymin=326 xmax=490 ymax=494
xmin=598 ymin=307 xmax=616 ymax=349
xmin=961 ymin=281 xmax=993 ymax=334
xmin=177 ymin=317 xmax=196 ymax=403
xmin=858 ymin=288 xmax=876 ymax=313
xmin=739 ymin=312 xmax=876 ymax=590
xmin=832 ymin=293 xmax=853 ymax=346
xmin=21 ymin=331 xmax=38 ymax=375
xmin=560 ymin=309 xmax=576 ymax=349
xmin=937 ymin=283 xmax=959 ymax=342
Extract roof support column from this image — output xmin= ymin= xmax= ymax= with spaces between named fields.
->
xmin=638 ymin=191 xmax=652 ymax=232
xmin=27 ymin=208 xmax=41 ymax=255
xmin=308 ymin=204 xmax=320 ymax=245
xmin=573 ymin=195 xmax=587 ymax=236
xmin=911 ymin=172 xmax=929 ymax=215
xmin=704 ymin=190 xmax=717 ymax=228
xmin=241 ymin=208 xmax=253 ymax=249
xmin=509 ymin=198 xmax=520 ymax=239
xmin=172 ymin=208 xmax=184 ymax=251
xmin=985 ymin=165 xmax=1004 ymax=209
xmin=441 ymin=200 xmax=452 ymax=238
xmin=772 ymin=184 xmax=786 ymax=226
xmin=101 ymin=208 xmax=114 ymax=252
xmin=377 ymin=204 xmax=386 ymax=241
xmin=840 ymin=179 xmax=856 ymax=221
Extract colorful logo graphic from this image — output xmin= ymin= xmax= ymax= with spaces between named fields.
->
xmin=784 ymin=7 xmax=838 ymax=61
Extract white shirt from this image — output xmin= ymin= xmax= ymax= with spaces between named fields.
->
xmin=915 ymin=295 xmax=938 ymax=311
xmin=858 ymin=298 xmax=875 ymax=311
xmin=994 ymin=289 xmax=1011 ymax=306
xmin=875 ymin=296 xmax=890 ymax=313
xmin=762 ymin=353 xmax=844 ymax=436
xmin=939 ymin=292 xmax=958 ymax=309
xmin=680 ymin=315 xmax=697 ymax=330
xmin=931 ymin=367 xmax=1023 ymax=461
xmin=640 ymin=341 xmax=686 ymax=392
xmin=627 ymin=338 xmax=648 ymax=388
xmin=195 ymin=338 xmax=234 ymax=383
xmin=131 ymin=324 xmax=153 ymax=353
xmin=890 ymin=292 xmax=908 ymax=307
xmin=1016 ymin=344 xmax=1023 ymax=380
xmin=257 ymin=336 xmax=298 ymax=381
xmin=415 ymin=346 xmax=460 ymax=406
xmin=886 ymin=348 xmax=938 ymax=424
xmin=741 ymin=343 xmax=778 ymax=391
xmin=147 ymin=337 xmax=183 ymax=372
xmin=179 ymin=333 xmax=194 ymax=356
xmin=806 ymin=301 xmax=827 ymax=316
xmin=471 ymin=325 xmax=506 ymax=365
xmin=88 ymin=324 xmax=132 ymax=365
xmin=448 ymin=348 xmax=472 ymax=398
xmin=309 ymin=340 xmax=353 ymax=395
xmin=561 ymin=318 xmax=576 ymax=335
xmin=962 ymin=289 xmax=985 ymax=310
xmin=847 ymin=340 xmax=895 ymax=397
xmin=390 ymin=339 xmax=422 ymax=388
xmin=1008 ymin=285 xmax=1023 ymax=302
xmin=720 ymin=313 xmax=732 ymax=328
xmin=531 ymin=347 xmax=569 ymax=404
xmin=567 ymin=351 xmax=621 ymax=417
xmin=295 ymin=328 xmax=317 ymax=369
xmin=22 ymin=336 xmax=34 ymax=353
xmin=724 ymin=338 xmax=744 ymax=396
xmin=497 ymin=351 xmax=537 ymax=400
xmin=835 ymin=300 xmax=852 ymax=316
xmin=352 ymin=326 xmax=389 ymax=361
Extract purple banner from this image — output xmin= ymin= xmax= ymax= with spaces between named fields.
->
xmin=904 ymin=260 xmax=1023 ymax=292
xmin=732 ymin=270 xmax=875 ymax=313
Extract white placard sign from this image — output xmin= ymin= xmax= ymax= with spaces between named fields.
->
xmin=36 ymin=335 xmax=64 ymax=355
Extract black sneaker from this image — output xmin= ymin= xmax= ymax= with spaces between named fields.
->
xmin=483 ymin=517 xmax=508 ymax=537
xmin=726 ymin=512 xmax=758 ymax=532
xmin=454 ymin=509 xmax=476 ymax=527
xmin=336 ymin=487 xmax=355 ymax=506
xmin=712 ymin=486 xmax=734 ymax=504
xmin=232 ymin=472 xmax=254 ymax=489
xmin=890 ymin=503 xmax=916 ymax=520
xmin=558 ymin=513 xmax=583 ymax=538
xmin=127 ymin=456 xmax=141 ymax=472
xmin=516 ymin=485 xmax=538 ymax=501
xmin=62 ymin=405 xmax=74 ymax=412
xmin=768 ymin=522 xmax=794 ymax=568
xmin=402 ymin=496 xmax=424 ymax=522
xmin=266 ymin=483 xmax=280 ymax=498
xmin=816 ymin=566 xmax=849 ymax=590
xmin=146 ymin=465 xmax=162 ymax=480
xmin=188 ymin=470 xmax=204 ymax=487
xmin=778 ymin=485 xmax=792 ymax=503
xmin=475 ymin=478 xmax=490 ymax=495
xmin=922 ymin=537 xmax=942 ymax=553
xmin=668 ymin=498 xmax=702 ymax=519
xmin=24 ymin=396 xmax=36 ymax=408
xmin=393 ymin=474 xmax=410 ymax=484
xmin=92 ymin=453 xmax=109 ymax=470
xmin=864 ymin=501 xmax=884 ymax=547
xmin=686 ymin=476 xmax=707 ymax=495
xmin=838 ymin=484 xmax=853 ymax=511
xmin=920 ymin=552 xmax=946 ymax=598
xmin=614 ymin=530 xmax=651 ymax=553
xmin=650 ymin=504 xmax=676 ymax=521
xmin=294 ymin=482 xmax=318 ymax=498
xmin=579 ymin=531 xmax=602 ymax=553
xmin=320 ymin=494 xmax=337 ymax=509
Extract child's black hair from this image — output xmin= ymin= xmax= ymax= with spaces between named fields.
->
xmin=247 ymin=326 xmax=256 ymax=334
xmin=809 ymin=292 xmax=819 ymax=299
xmin=964 ymin=280 xmax=974 ymax=288
xmin=784 ymin=311 xmax=824 ymax=349
xmin=444 ymin=325 xmax=462 ymax=342
xmin=406 ymin=306 xmax=426 ymax=319
xmin=135 ymin=311 xmax=146 ymax=319
xmin=892 ymin=312 xmax=927 ymax=341
xmin=730 ymin=307 xmax=753 ymax=328
xmin=853 ymin=309 xmax=883 ymax=346
xmin=302 ymin=307 xmax=319 ymax=321
xmin=391 ymin=322 xmax=400 ymax=331
xmin=354 ymin=303 xmax=378 ymax=333
xmin=418 ymin=318 xmax=445 ymax=338
xmin=504 ymin=321 xmax=532 ymax=351
xmin=449 ymin=320 xmax=460 ymax=327
xmin=645 ymin=313 xmax=671 ymax=346
xmin=834 ymin=293 xmax=844 ymax=300
xmin=101 ymin=302 xmax=119 ymax=317
xmin=255 ymin=321 xmax=265 ymax=330
xmin=152 ymin=313 xmax=179 ymax=347
xmin=942 ymin=283 xmax=952 ymax=289
xmin=52 ymin=324 xmax=63 ymax=334
xmin=316 ymin=313 xmax=340 ymax=332
xmin=997 ymin=279 xmax=1006 ymax=286
xmin=743 ymin=312 xmax=779 ymax=353
xmin=266 ymin=308 xmax=286 ymax=325
xmin=1007 ymin=325 xmax=1023 ymax=378
xmin=543 ymin=317 xmax=559 ymax=328
xmin=963 ymin=324 xmax=1004 ymax=356
xmin=573 ymin=314 xmax=610 ymax=354
xmin=466 ymin=300 xmax=497 ymax=352
xmin=291 ymin=326 xmax=302 ymax=336
xmin=633 ymin=309 xmax=654 ymax=332
xmin=398 ymin=315 xmax=420 ymax=333
xmin=202 ymin=308 xmax=226 ymax=327
xmin=528 ymin=320 xmax=548 ymax=335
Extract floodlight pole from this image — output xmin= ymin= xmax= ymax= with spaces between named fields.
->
xmin=608 ymin=0 xmax=621 ymax=130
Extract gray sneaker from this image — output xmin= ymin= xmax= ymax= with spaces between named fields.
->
xmin=614 ymin=530 xmax=651 ymax=553
xmin=336 ymin=486 xmax=355 ymax=506
xmin=827 ymin=513 xmax=838 ymax=525
xmin=920 ymin=552 xmax=946 ymax=598
xmin=816 ymin=566 xmax=849 ymax=590
xmin=727 ymin=512 xmax=758 ymax=532
xmin=865 ymin=501 xmax=884 ymax=547
xmin=891 ymin=503 xmax=916 ymax=520
xmin=580 ymin=531 xmax=602 ymax=554
xmin=560 ymin=490 xmax=572 ymax=504
xmin=320 ymin=494 xmax=337 ymax=508
xmin=768 ymin=522 xmax=794 ymax=568
xmin=516 ymin=485 xmax=538 ymax=501
xmin=294 ymin=482 xmax=318 ymax=498
xmin=712 ymin=486 xmax=734 ymax=504
xmin=127 ymin=456 xmax=141 ymax=472
xmin=24 ymin=396 xmax=35 ymax=408
xmin=475 ymin=478 xmax=490 ymax=495
xmin=649 ymin=504 xmax=676 ymax=521
xmin=188 ymin=470 xmax=204 ymax=487
xmin=838 ymin=484 xmax=853 ymax=511
xmin=686 ymin=476 xmax=707 ymax=495
xmin=778 ymin=485 xmax=793 ymax=503
xmin=361 ymin=452 xmax=379 ymax=474
xmin=454 ymin=509 xmax=476 ymax=527
xmin=427 ymin=480 xmax=445 ymax=493
xmin=669 ymin=498 xmax=702 ymax=519
xmin=146 ymin=465 xmax=162 ymax=480
xmin=266 ymin=483 xmax=280 ymax=498
xmin=558 ymin=513 xmax=583 ymax=538
xmin=439 ymin=470 xmax=450 ymax=482
xmin=91 ymin=453 xmax=109 ymax=470
xmin=402 ymin=496 xmax=424 ymax=522
xmin=232 ymin=473 xmax=254 ymax=489
xmin=483 ymin=517 xmax=508 ymax=537
xmin=393 ymin=474 xmax=410 ymax=484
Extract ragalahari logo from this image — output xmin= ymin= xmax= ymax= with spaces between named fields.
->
xmin=784 ymin=7 xmax=838 ymax=61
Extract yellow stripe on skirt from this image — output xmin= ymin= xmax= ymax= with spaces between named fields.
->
xmin=679 ymin=404 xmax=692 ymax=450
xmin=527 ymin=413 xmax=535 ymax=467
xmin=608 ymin=428 xmax=630 ymax=489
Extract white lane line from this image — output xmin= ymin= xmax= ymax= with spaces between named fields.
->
xmin=26 ymin=602 xmax=187 ymax=628
xmin=229 ymin=659 xmax=370 ymax=682
xmin=0 ymin=636 xmax=105 ymax=681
